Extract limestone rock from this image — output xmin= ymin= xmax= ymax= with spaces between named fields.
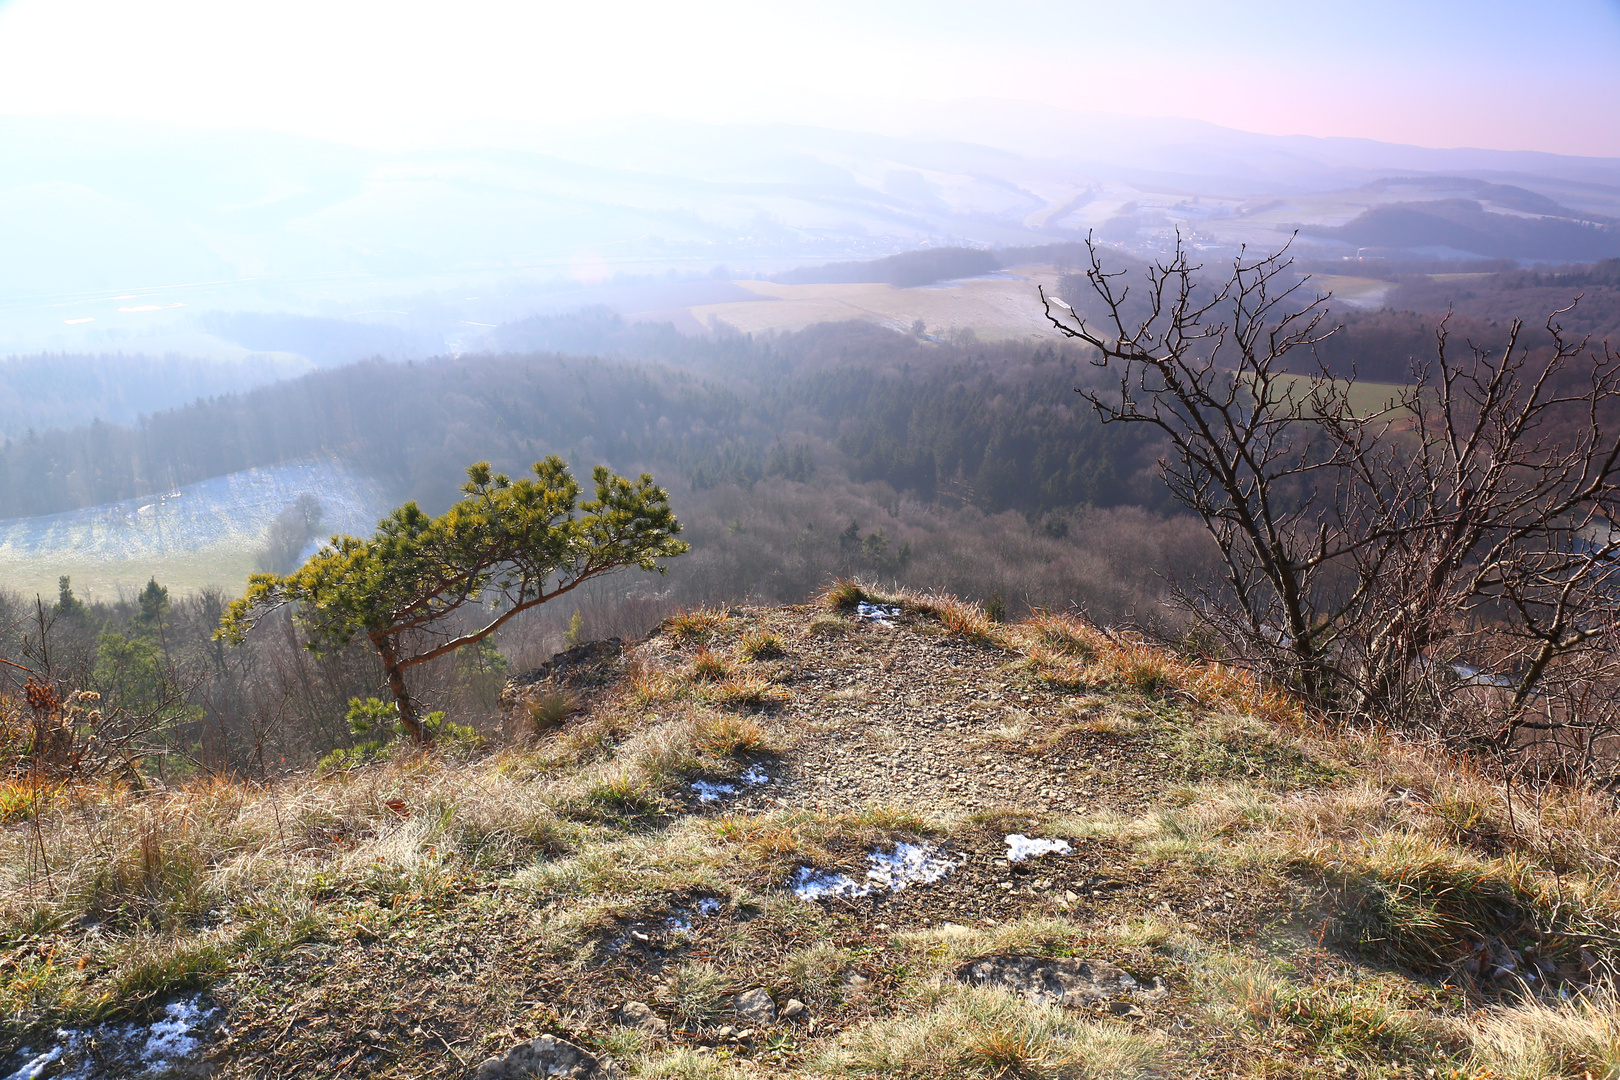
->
xmin=474 ymin=1034 xmax=621 ymax=1079
xmin=779 ymin=998 xmax=808 ymax=1021
xmin=733 ymin=986 xmax=776 ymax=1025
xmin=613 ymin=1001 xmax=667 ymax=1035
xmin=954 ymin=955 xmax=1143 ymax=1008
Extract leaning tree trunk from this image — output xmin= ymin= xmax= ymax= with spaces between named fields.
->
xmin=374 ymin=636 xmax=430 ymax=746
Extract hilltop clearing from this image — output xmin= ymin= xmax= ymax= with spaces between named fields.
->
xmin=7 ymin=586 xmax=1620 ymax=1078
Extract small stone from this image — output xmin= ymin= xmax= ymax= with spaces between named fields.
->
xmin=613 ymin=1001 xmax=667 ymax=1035
xmin=840 ymin=971 xmax=868 ymax=988
xmin=734 ymin=987 xmax=776 ymax=1025
xmin=475 ymin=1034 xmax=620 ymax=1080
xmin=1109 ymin=1001 xmax=1145 ymax=1018
xmin=780 ymin=999 xmax=808 ymax=1021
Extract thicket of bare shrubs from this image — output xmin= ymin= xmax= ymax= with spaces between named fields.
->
xmin=1046 ymin=234 xmax=1620 ymax=782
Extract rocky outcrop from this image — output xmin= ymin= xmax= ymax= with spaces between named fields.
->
xmin=498 ymin=639 xmax=625 ymax=738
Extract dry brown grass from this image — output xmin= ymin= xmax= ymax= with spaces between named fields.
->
xmin=707 ymin=805 xmax=935 ymax=881
xmin=701 ymin=673 xmax=789 ymax=711
xmin=692 ymin=714 xmax=772 ymax=757
xmin=18 ymin=597 xmax=1620 ymax=1078
xmin=822 ymin=983 xmax=1164 ymax=1079
xmin=688 ymin=647 xmax=731 ymax=682
xmin=1010 ymin=612 xmax=1311 ymax=726
xmin=1467 ymin=992 xmax=1620 ymax=1079
xmin=738 ymin=629 xmax=786 ymax=661
xmin=665 ymin=607 xmax=729 ymax=646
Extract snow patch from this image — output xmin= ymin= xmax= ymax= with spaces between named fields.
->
xmin=854 ymin=602 xmax=901 ymax=626
xmin=694 ymin=767 xmax=768 ymax=802
xmin=1005 ymin=834 xmax=1072 ymax=862
xmin=142 ymin=997 xmax=210 ymax=1066
xmin=3 ymin=995 xmax=213 ymax=1079
xmin=4 ymin=1045 xmax=63 ymax=1080
xmin=665 ymin=895 xmax=725 ymax=931
xmin=791 ymin=842 xmax=959 ymax=900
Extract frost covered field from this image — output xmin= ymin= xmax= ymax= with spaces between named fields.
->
xmin=0 ymin=459 xmax=390 ymax=599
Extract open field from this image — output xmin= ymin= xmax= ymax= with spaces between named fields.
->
xmin=683 ymin=266 xmax=1064 ymax=340
xmin=1308 ymin=274 xmax=1396 ymax=309
xmin=0 ymin=459 xmax=390 ymax=600
xmin=1240 ymin=372 xmax=1414 ymax=420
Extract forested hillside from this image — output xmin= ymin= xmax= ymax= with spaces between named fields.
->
xmin=0 ymin=322 xmax=1161 ymax=521
xmin=0 ymin=351 xmax=307 ymax=441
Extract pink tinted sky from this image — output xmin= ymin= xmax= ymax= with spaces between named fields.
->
xmin=0 ymin=0 xmax=1615 ymax=156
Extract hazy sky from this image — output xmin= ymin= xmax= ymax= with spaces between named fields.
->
xmin=0 ymin=0 xmax=1616 ymax=156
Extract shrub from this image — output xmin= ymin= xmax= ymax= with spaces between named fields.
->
xmin=316 ymin=740 xmax=392 ymax=774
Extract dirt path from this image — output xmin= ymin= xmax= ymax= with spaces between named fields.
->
xmin=738 ymin=606 xmax=1171 ymax=819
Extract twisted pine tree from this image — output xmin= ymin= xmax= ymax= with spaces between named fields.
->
xmin=217 ymin=457 xmax=688 ymax=745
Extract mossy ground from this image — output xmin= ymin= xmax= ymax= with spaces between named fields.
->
xmin=5 ymin=585 xmax=1620 ymax=1078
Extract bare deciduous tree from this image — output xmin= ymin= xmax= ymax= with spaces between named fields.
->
xmin=1043 ymin=234 xmax=1620 ymax=765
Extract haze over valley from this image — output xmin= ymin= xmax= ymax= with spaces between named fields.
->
xmin=7 ymin=4 xmax=1620 ymax=1078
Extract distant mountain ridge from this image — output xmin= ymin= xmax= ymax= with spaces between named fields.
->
xmin=3 ymin=106 xmax=1619 ymax=360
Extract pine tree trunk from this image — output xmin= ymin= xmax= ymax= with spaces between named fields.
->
xmin=375 ymin=638 xmax=430 ymax=746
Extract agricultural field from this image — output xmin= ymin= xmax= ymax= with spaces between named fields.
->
xmin=0 ymin=459 xmax=390 ymax=601
xmin=682 ymin=266 xmax=1065 ymax=340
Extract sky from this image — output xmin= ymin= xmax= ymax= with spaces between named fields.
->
xmin=0 ymin=0 xmax=1616 ymax=156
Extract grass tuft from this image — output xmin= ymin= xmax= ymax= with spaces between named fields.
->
xmin=824 ymin=983 xmax=1163 ymax=1079
xmin=692 ymin=714 xmax=772 ymax=757
xmin=808 ymin=614 xmax=851 ymax=638
xmin=912 ymin=594 xmax=995 ymax=642
xmin=665 ymin=608 xmax=728 ymax=646
xmin=702 ymin=674 xmax=787 ymax=711
xmin=819 ymin=580 xmax=869 ymax=610
xmin=522 ymin=689 xmax=578 ymax=732
xmin=739 ymin=629 xmax=786 ymax=661
xmin=1468 ymin=992 xmax=1620 ymax=1079
xmin=667 ymin=960 xmax=731 ymax=1028
xmin=688 ymin=647 xmax=730 ymax=682
xmin=578 ymin=771 xmax=666 ymax=821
